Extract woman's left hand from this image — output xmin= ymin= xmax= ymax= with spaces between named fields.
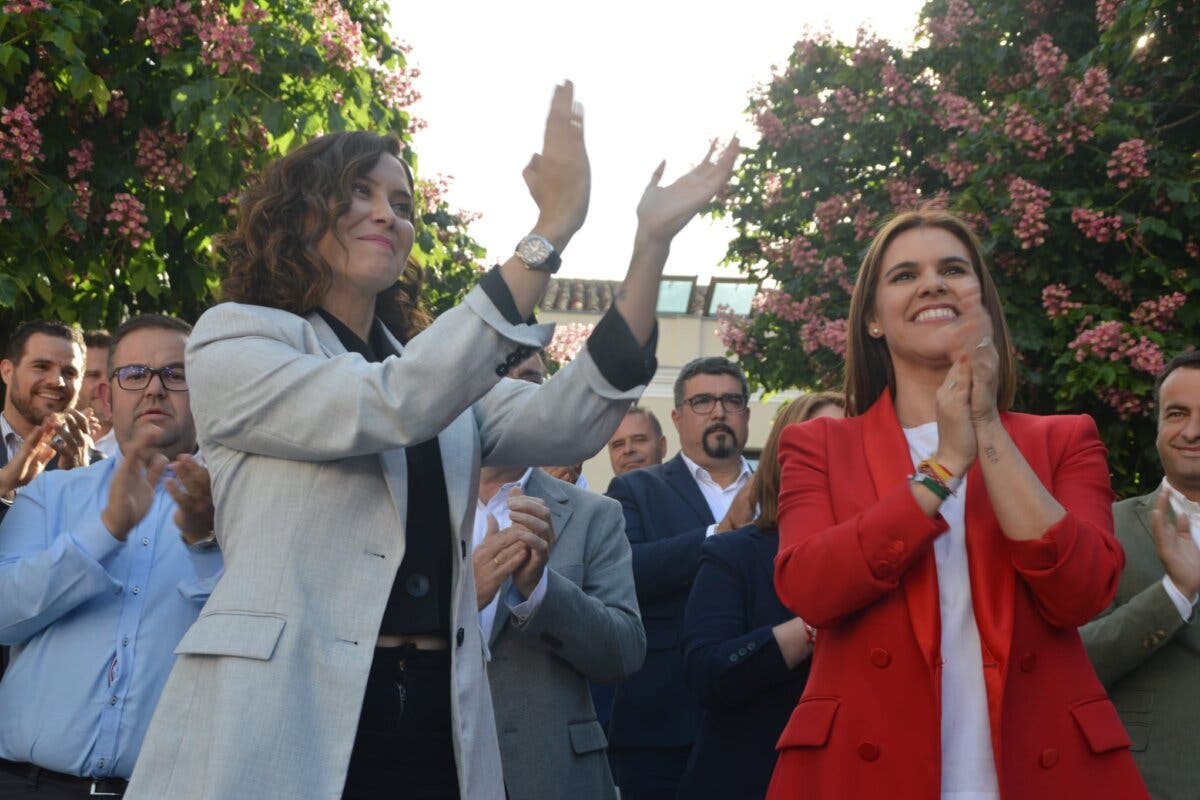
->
xmin=523 ymin=80 xmax=590 ymax=250
xmin=951 ymin=287 xmax=999 ymax=426
xmin=635 ymin=138 xmax=740 ymax=246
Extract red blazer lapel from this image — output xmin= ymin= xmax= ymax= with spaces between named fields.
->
xmin=861 ymin=392 xmax=941 ymax=678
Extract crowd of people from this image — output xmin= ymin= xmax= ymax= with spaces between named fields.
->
xmin=0 ymin=81 xmax=1196 ymax=800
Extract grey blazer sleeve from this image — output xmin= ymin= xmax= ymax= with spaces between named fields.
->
xmin=1080 ymin=492 xmax=1190 ymax=686
xmin=510 ymin=496 xmax=646 ymax=683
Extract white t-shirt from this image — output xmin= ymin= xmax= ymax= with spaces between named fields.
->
xmin=904 ymin=422 xmax=999 ymax=800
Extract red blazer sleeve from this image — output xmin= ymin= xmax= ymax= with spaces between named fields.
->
xmin=1004 ymin=413 xmax=1123 ymax=627
xmin=773 ymin=418 xmax=946 ymax=628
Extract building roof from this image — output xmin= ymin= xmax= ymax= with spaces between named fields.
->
xmin=540 ymin=277 xmax=708 ymax=315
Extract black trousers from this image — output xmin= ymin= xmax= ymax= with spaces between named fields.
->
xmin=342 ymin=645 xmax=460 ymax=799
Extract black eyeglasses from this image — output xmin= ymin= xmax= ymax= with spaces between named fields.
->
xmin=682 ymin=393 xmax=748 ymax=414
xmin=110 ymin=364 xmax=188 ymax=392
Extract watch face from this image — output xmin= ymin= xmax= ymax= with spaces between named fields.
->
xmin=517 ymin=235 xmax=553 ymax=266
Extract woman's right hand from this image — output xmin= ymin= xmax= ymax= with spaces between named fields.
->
xmin=934 ymin=354 xmax=976 ymax=478
xmin=523 ymin=80 xmax=590 ymax=250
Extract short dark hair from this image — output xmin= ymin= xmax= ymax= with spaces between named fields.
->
xmin=4 ymin=320 xmax=85 ymax=363
xmin=109 ymin=315 xmax=192 ymax=373
xmin=673 ymin=357 xmax=749 ymax=408
xmin=1154 ymin=350 xmax=1200 ymax=409
xmin=83 ymin=329 xmax=113 ymax=350
xmin=625 ymin=405 xmax=663 ymax=438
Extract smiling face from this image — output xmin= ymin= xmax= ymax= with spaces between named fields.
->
xmin=103 ymin=327 xmax=195 ymax=460
xmin=867 ymin=226 xmax=981 ymax=372
xmin=316 ymin=153 xmax=416 ymax=307
xmin=1157 ymin=366 xmax=1200 ymax=499
xmin=608 ymin=411 xmax=668 ymax=475
xmin=0 ymin=333 xmax=84 ymax=432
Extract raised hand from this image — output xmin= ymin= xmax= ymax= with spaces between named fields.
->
xmin=50 ymin=408 xmax=96 ymax=470
xmin=523 ymin=80 xmax=590 ymax=250
xmin=473 ymin=514 xmax=529 ymax=611
xmin=715 ymin=480 xmax=756 ymax=533
xmin=0 ymin=418 xmax=57 ymax=497
xmin=635 ymin=138 xmax=740 ymax=245
xmin=166 ymin=453 xmax=215 ymax=545
xmin=505 ymin=487 xmax=556 ymax=600
xmin=934 ymin=354 xmax=976 ymax=478
xmin=1151 ymin=491 xmax=1200 ymax=600
xmin=101 ymin=429 xmax=169 ymax=541
xmin=947 ymin=286 xmax=1000 ymax=426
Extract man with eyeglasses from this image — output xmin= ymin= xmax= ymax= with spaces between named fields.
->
xmin=604 ymin=356 xmax=754 ymax=800
xmin=0 ymin=314 xmax=222 ymax=798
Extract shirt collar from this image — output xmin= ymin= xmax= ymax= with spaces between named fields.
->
xmin=0 ymin=412 xmax=22 ymax=453
xmin=1161 ymin=477 xmax=1200 ymax=519
xmin=679 ymin=451 xmax=752 ymax=487
xmin=479 ymin=467 xmax=533 ymax=510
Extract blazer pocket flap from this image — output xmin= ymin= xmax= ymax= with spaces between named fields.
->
xmin=1070 ymin=696 xmax=1132 ymax=753
xmin=568 ymin=719 xmax=608 ymax=755
xmin=776 ymin=697 xmax=840 ymax=750
xmin=174 ymin=610 xmax=286 ymax=661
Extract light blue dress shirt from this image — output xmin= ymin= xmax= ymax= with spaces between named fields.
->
xmin=0 ymin=454 xmax=222 ymax=779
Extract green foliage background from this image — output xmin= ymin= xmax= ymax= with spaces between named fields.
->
xmin=0 ymin=0 xmax=483 ymax=341
xmin=720 ymin=0 xmax=1198 ymax=496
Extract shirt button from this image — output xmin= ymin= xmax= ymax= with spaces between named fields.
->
xmin=122 ymin=637 xmax=129 ymax=647
xmin=131 ymin=586 xmax=140 ymax=595
xmin=141 ymin=537 xmax=150 ymax=546
xmin=109 ymin=696 xmax=117 ymax=705
xmin=729 ymin=653 xmax=738 ymax=663
xmin=97 ymin=759 xmax=106 ymax=769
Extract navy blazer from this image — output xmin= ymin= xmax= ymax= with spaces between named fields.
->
xmin=605 ymin=453 xmax=713 ymax=750
xmin=678 ymin=525 xmax=810 ymax=799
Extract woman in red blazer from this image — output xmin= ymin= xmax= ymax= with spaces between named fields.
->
xmin=768 ymin=207 xmax=1148 ymax=799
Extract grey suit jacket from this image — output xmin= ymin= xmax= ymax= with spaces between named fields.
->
xmin=1080 ymin=489 xmax=1200 ymax=800
xmin=127 ymin=287 xmax=644 ymax=800
xmin=487 ymin=469 xmax=645 ymax=800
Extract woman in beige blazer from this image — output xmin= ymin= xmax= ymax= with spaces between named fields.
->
xmin=127 ymin=83 xmax=737 ymax=800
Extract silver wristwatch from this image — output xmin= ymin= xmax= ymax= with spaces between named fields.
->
xmin=515 ymin=234 xmax=562 ymax=273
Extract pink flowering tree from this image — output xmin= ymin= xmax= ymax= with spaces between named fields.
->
xmin=544 ymin=322 xmax=595 ymax=375
xmin=0 ymin=0 xmax=484 ymax=338
xmin=719 ymin=0 xmax=1198 ymax=494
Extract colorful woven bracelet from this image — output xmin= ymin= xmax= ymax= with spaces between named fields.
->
xmin=909 ymin=472 xmax=951 ymax=501
xmin=918 ymin=458 xmax=962 ymax=495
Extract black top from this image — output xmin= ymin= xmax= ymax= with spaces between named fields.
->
xmin=315 ymin=308 xmax=452 ymax=637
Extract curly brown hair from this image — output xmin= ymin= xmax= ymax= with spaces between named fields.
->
xmin=218 ymin=131 xmax=431 ymax=342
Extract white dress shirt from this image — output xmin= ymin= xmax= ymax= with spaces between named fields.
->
xmin=94 ymin=428 xmax=120 ymax=459
xmin=1160 ymin=478 xmax=1200 ymax=620
xmin=472 ymin=468 xmax=549 ymax=644
xmin=678 ymin=452 xmax=753 ymax=536
xmin=905 ymin=423 xmax=999 ymax=800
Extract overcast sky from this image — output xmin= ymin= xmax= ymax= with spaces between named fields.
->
xmin=395 ymin=0 xmax=926 ymax=283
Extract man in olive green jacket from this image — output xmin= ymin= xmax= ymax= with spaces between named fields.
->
xmin=1081 ymin=352 xmax=1200 ymax=800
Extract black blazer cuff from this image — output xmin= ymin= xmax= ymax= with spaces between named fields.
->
xmin=587 ymin=305 xmax=658 ymax=391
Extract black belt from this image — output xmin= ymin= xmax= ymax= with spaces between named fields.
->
xmin=0 ymin=758 xmax=127 ymax=796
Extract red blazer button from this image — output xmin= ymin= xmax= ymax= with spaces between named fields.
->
xmin=870 ymin=648 xmax=891 ymax=668
xmin=1039 ymin=748 xmax=1059 ymax=768
xmin=857 ymin=742 xmax=881 ymax=762
xmin=1019 ymin=652 xmax=1037 ymax=672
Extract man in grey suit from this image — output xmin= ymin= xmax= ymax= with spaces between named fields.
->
xmin=472 ymin=353 xmax=645 ymax=800
xmin=1081 ymin=351 xmax=1200 ymax=799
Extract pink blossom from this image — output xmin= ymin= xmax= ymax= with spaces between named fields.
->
xmin=2 ymin=0 xmax=49 ymax=13
xmin=1042 ymin=284 xmax=1082 ymax=319
xmin=934 ymin=92 xmax=989 ymax=133
xmin=926 ymin=0 xmax=979 ymax=47
xmin=374 ymin=63 xmax=421 ymax=111
xmin=67 ymin=140 xmax=94 ymax=180
xmin=930 ymin=149 xmax=977 ymax=186
xmin=1096 ymin=0 xmax=1121 ymax=31
xmin=0 ymin=189 xmax=11 ymax=222
xmin=879 ymin=62 xmax=918 ymax=107
xmin=1130 ymin=292 xmax=1186 ymax=331
xmin=853 ymin=206 xmax=880 ymax=241
xmin=1095 ymin=270 xmax=1132 ymax=301
xmin=800 ymin=315 xmax=849 ymax=356
xmin=135 ymin=124 xmax=192 ymax=191
xmin=545 ymin=322 xmax=594 ymax=366
xmin=136 ymin=1 xmax=199 ymax=56
xmin=0 ymin=104 xmax=44 ymax=166
xmin=1022 ymin=34 xmax=1068 ymax=88
xmin=762 ymin=173 xmax=784 ymax=208
xmin=104 ymin=193 xmax=151 ymax=249
xmin=790 ymin=235 xmax=820 ymax=271
xmin=832 ymin=87 xmax=869 ymax=123
xmin=716 ymin=308 xmax=759 ymax=357
xmin=22 ymin=70 xmax=52 ymax=119
xmin=1063 ymin=65 xmax=1112 ymax=129
xmin=814 ymin=194 xmax=848 ymax=237
xmin=885 ymin=178 xmax=921 ymax=210
xmin=754 ymin=109 xmax=787 ymax=148
xmin=1005 ymin=176 xmax=1051 ymax=249
xmin=1097 ymin=387 xmax=1146 ymax=420
xmin=752 ymin=288 xmax=811 ymax=323
xmin=1003 ymin=104 xmax=1051 ymax=160
xmin=851 ymin=27 xmax=889 ymax=67
xmin=197 ymin=1 xmax=260 ymax=75
xmin=1106 ymin=138 xmax=1150 ymax=189
xmin=1071 ymin=207 xmax=1125 ymax=242
xmin=70 ymin=179 xmax=92 ymax=226
xmin=311 ymin=0 xmax=363 ymax=70
xmin=1187 ymin=240 xmax=1200 ymax=262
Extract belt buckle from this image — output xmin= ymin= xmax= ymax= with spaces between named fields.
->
xmin=90 ymin=780 xmax=122 ymax=797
